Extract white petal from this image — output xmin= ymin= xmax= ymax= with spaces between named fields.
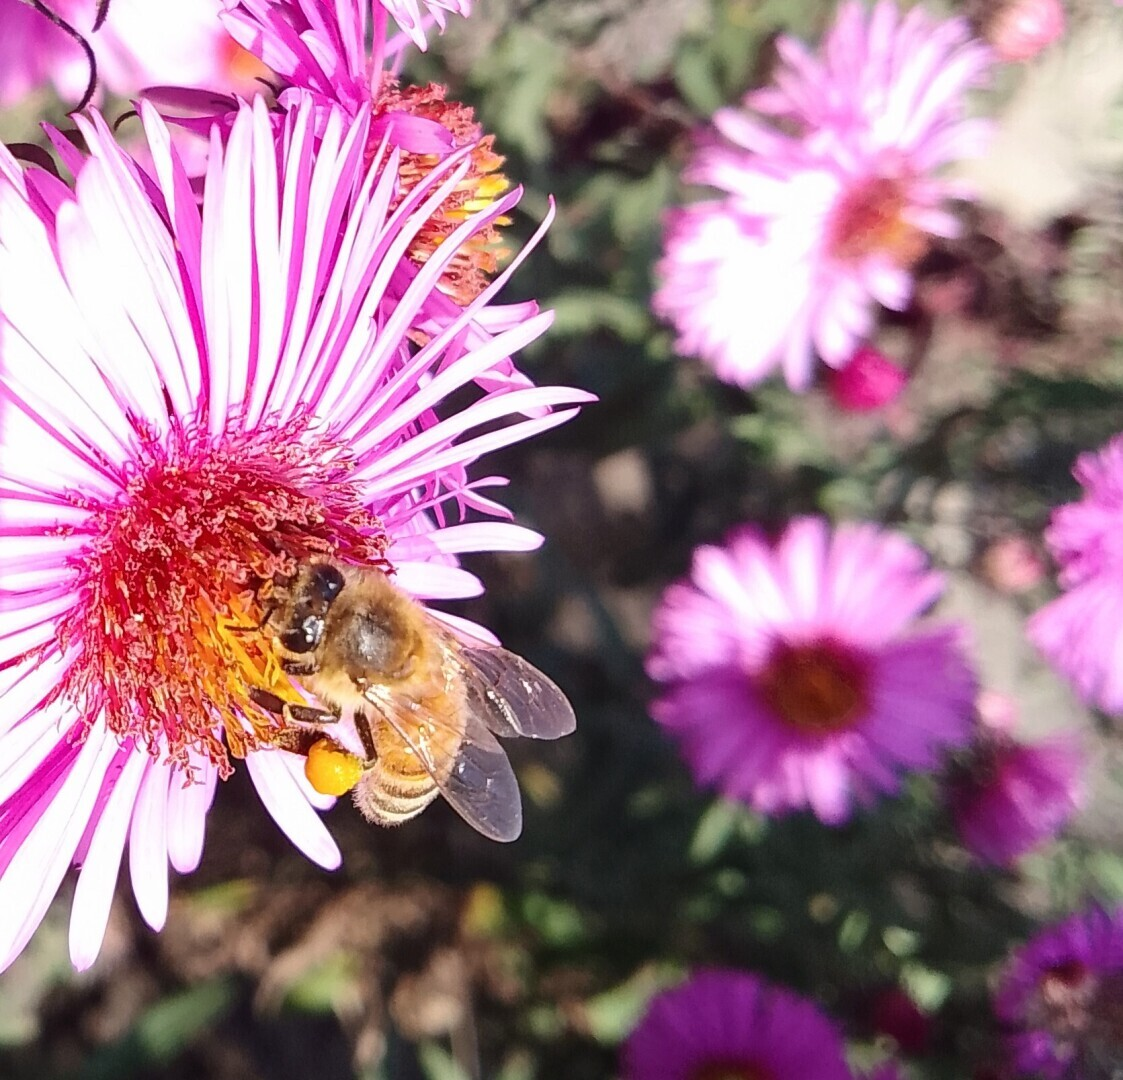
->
xmin=69 ymin=746 xmax=149 ymax=970
xmin=244 ymin=749 xmax=341 ymax=870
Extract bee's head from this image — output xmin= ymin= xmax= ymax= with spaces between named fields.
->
xmin=277 ymin=561 xmax=345 ymax=654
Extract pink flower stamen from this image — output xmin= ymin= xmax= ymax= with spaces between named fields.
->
xmin=827 ymin=175 xmax=927 ymax=267
xmin=757 ymin=638 xmax=870 ymax=736
xmin=53 ymin=416 xmax=388 ymax=774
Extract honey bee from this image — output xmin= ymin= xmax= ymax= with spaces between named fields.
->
xmin=249 ymin=560 xmax=575 ymax=842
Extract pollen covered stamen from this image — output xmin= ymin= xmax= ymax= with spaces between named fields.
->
xmin=757 ymin=637 xmax=870 ymax=736
xmin=55 ymin=418 xmax=388 ymax=775
xmin=370 ymin=81 xmax=511 ymax=305
xmin=827 ymin=175 xmax=928 ymax=267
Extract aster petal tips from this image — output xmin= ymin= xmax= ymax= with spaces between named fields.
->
xmin=379 ymin=0 xmax=472 ymax=51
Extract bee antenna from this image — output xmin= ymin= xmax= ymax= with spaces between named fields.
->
xmin=18 ymin=0 xmax=99 ymax=113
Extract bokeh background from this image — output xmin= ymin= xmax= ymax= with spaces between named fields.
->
xmin=5 ymin=0 xmax=1123 ymax=1077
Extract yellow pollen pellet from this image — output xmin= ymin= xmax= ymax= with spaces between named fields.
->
xmin=305 ymin=739 xmax=364 ymax=796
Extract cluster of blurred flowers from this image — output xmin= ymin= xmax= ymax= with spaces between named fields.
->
xmin=636 ymin=0 xmax=1123 ymax=1076
xmin=624 ymin=899 xmax=1123 ymax=1080
xmin=4 ymin=0 xmax=1123 ymax=1077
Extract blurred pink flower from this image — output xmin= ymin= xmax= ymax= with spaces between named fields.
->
xmin=646 ymin=518 xmax=976 ymax=823
xmin=0 ymin=94 xmax=588 ymax=974
xmin=195 ymin=0 xmax=514 ymax=312
xmin=996 ymin=905 xmax=1123 ymax=1077
xmin=979 ymin=534 xmax=1047 ymax=594
xmin=654 ymin=1 xmax=991 ymax=390
xmin=0 ymin=0 xmax=259 ymax=107
xmin=985 ymin=0 xmax=1065 ymax=63
xmin=1029 ymin=435 xmax=1123 ymax=713
xmin=949 ymin=727 xmax=1085 ymax=866
xmin=827 ymin=344 xmax=908 ymax=411
xmin=621 ymin=969 xmax=852 ymax=1080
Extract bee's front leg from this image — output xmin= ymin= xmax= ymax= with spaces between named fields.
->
xmin=249 ymin=688 xmax=341 ymax=726
xmin=280 ymin=658 xmax=319 ymax=677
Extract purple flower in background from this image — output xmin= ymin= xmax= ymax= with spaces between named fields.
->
xmin=948 ymin=694 xmax=1085 ymax=866
xmin=621 ymin=969 xmax=852 ymax=1080
xmin=1029 ymin=434 xmax=1123 ymax=714
xmin=996 ymin=906 xmax=1123 ymax=1077
xmin=0 ymin=94 xmax=588 ymax=974
xmin=653 ymin=1 xmax=991 ymax=390
xmin=0 ymin=0 xmax=261 ymax=107
xmin=646 ymin=518 xmax=976 ymax=824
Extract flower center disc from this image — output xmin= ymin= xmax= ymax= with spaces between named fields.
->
xmin=827 ymin=175 xmax=928 ymax=266
xmin=693 ymin=1062 xmax=772 ymax=1080
xmin=55 ymin=420 xmax=387 ymax=773
xmin=757 ymin=638 xmax=870 ymax=736
xmin=370 ymin=81 xmax=510 ymax=305
xmin=1032 ymin=960 xmax=1097 ymax=1043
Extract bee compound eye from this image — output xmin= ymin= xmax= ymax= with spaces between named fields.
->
xmin=310 ymin=563 xmax=345 ymax=602
xmin=281 ymin=616 xmax=323 ymax=654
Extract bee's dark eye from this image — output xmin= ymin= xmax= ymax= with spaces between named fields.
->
xmin=309 ymin=563 xmax=345 ymax=605
xmin=282 ymin=616 xmax=323 ymax=654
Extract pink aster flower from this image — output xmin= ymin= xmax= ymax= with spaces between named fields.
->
xmin=948 ymin=696 xmax=1085 ymax=866
xmin=995 ymin=906 xmax=1123 ymax=1077
xmin=827 ymin=343 xmax=908 ymax=411
xmin=654 ymin=1 xmax=991 ymax=390
xmin=621 ymin=969 xmax=852 ymax=1080
xmin=1028 ymin=434 xmax=1123 ymax=714
xmin=0 ymin=0 xmax=260 ymax=107
xmin=646 ymin=518 xmax=976 ymax=823
xmin=983 ymin=0 xmax=1065 ymax=63
xmin=0 ymin=93 xmax=588 ymax=975
xmin=164 ymin=0 xmax=512 ymax=311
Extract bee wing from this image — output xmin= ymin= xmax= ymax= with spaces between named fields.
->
xmin=361 ymin=683 xmax=524 ymax=843
xmin=449 ymin=642 xmax=577 ymax=741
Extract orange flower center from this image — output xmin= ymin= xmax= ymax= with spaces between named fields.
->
xmin=693 ymin=1063 xmax=771 ymax=1080
xmin=51 ymin=418 xmax=388 ymax=775
xmin=370 ymin=81 xmax=510 ymax=306
xmin=826 ymin=175 xmax=928 ymax=267
xmin=756 ymin=638 xmax=870 ymax=735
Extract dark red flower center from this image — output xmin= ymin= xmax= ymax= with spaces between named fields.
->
xmin=692 ymin=1062 xmax=771 ymax=1080
xmin=1030 ymin=961 xmax=1123 ymax=1055
xmin=757 ymin=637 xmax=870 ymax=735
xmin=51 ymin=417 xmax=388 ymax=775
xmin=1029 ymin=960 xmax=1096 ymax=1043
xmin=826 ymin=175 xmax=928 ymax=266
xmin=369 ymin=81 xmax=510 ymax=306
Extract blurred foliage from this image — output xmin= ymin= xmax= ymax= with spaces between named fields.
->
xmin=6 ymin=1 xmax=1123 ymax=1079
